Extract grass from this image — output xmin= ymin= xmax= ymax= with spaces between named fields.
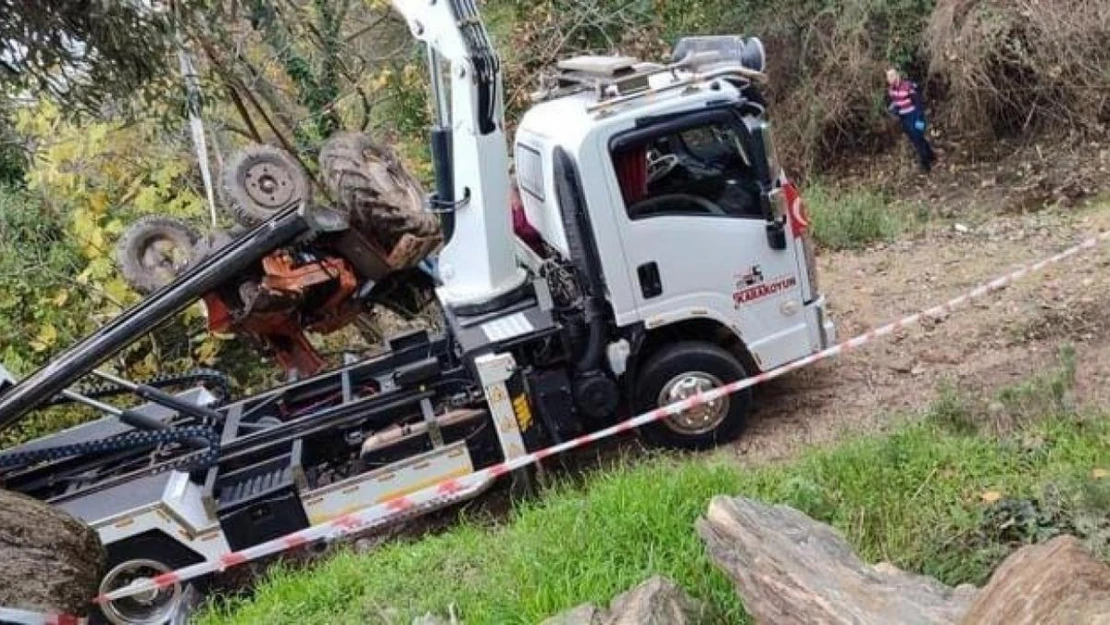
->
xmin=197 ymin=395 xmax=1110 ymax=625
xmin=803 ymin=182 xmax=909 ymax=250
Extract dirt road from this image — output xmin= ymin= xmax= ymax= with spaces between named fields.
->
xmin=734 ymin=197 xmax=1110 ymax=464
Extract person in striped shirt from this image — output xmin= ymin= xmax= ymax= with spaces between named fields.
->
xmin=886 ymin=68 xmax=936 ymax=173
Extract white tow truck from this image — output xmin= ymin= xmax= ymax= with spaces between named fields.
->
xmin=0 ymin=1 xmax=835 ymax=623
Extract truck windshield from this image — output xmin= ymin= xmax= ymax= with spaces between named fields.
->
xmin=612 ymin=119 xmax=763 ymax=221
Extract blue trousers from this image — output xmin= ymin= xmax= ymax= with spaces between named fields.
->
xmin=900 ymin=111 xmax=935 ymax=169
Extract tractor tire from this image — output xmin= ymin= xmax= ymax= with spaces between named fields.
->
xmin=318 ymin=131 xmax=440 ymax=251
xmin=0 ymin=488 xmax=107 ymax=619
xmin=115 ymin=215 xmax=202 ymax=295
xmin=222 ymin=143 xmax=311 ymax=227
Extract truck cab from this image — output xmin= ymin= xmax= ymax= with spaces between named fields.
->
xmin=506 ymin=47 xmax=835 ymax=447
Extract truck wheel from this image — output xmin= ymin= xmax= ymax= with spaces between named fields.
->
xmin=91 ymin=535 xmax=203 ymax=625
xmin=318 ymin=131 xmax=440 ymax=250
xmin=115 ymin=215 xmax=201 ymax=295
xmin=633 ymin=341 xmax=752 ymax=451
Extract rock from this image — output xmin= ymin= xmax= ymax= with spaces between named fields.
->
xmin=412 ymin=611 xmax=460 ymax=625
xmin=889 ymin=358 xmax=915 ymax=373
xmin=540 ymin=603 xmax=606 ymax=625
xmin=606 ymin=576 xmax=705 ymax=625
xmin=540 ymin=576 xmax=705 ymax=625
xmin=695 ymin=496 xmax=977 ymax=625
xmin=0 ymin=488 xmax=107 ymax=617
xmin=958 ymin=535 xmax=1110 ymax=625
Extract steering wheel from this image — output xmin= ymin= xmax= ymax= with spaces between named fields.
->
xmin=627 ymin=193 xmax=729 ymax=219
xmin=647 ymin=149 xmax=680 ymax=184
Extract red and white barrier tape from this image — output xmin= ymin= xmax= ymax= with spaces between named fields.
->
xmin=0 ymin=607 xmax=84 ymax=625
xmin=4 ymin=228 xmax=1108 ymax=622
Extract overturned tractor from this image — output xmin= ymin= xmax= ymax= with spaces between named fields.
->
xmin=114 ymin=132 xmax=444 ymax=380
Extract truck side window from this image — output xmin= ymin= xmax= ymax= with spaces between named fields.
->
xmin=612 ymin=121 xmax=764 ymax=221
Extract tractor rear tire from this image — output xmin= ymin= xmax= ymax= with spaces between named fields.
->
xmin=318 ymin=131 xmax=440 ymax=251
xmin=115 ymin=215 xmax=202 ymax=295
xmin=0 ymin=488 xmax=107 ymax=619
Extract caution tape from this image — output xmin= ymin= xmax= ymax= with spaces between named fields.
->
xmin=4 ymin=227 xmax=1108 ymax=621
xmin=0 ymin=607 xmax=84 ymax=625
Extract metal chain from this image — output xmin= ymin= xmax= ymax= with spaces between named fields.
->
xmin=0 ymin=426 xmax=220 ymax=473
xmin=47 ymin=369 xmax=233 ymax=407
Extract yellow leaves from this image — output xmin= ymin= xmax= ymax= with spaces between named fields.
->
xmin=131 ymin=351 xmax=161 ymax=379
xmin=103 ymin=278 xmax=136 ymax=306
xmin=30 ymin=323 xmax=58 ymax=353
xmin=51 ymin=289 xmax=70 ymax=307
xmin=1093 ymin=468 xmax=1109 ymax=480
xmin=369 ymin=67 xmax=394 ymax=91
xmin=87 ymin=190 xmax=111 ymax=216
xmin=194 ymin=337 xmax=223 ymax=366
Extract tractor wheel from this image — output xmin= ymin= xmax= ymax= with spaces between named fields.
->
xmin=633 ymin=341 xmax=752 ymax=451
xmin=0 ymin=488 xmax=107 ymax=619
xmin=115 ymin=215 xmax=202 ymax=295
xmin=318 ymin=131 xmax=440 ymax=250
xmin=222 ymin=143 xmax=311 ymax=227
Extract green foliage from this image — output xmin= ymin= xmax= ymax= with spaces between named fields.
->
xmin=196 ymin=410 xmax=1110 ymax=625
xmin=0 ymin=99 xmax=239 ymax=445
xmin=802 ymin=182 xmax=904 ymax=250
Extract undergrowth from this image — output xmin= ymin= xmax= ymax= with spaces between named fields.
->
xmin=197 ymin=368 xmax=1109 ymax=625
xmin=802 ymin=182 xmax=908 ymax=250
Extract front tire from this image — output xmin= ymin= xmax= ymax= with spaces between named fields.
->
xmin=634 ymin=341 xmax=752 ymax=451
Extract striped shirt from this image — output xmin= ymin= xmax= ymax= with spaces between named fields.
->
xmin=887 ymin=80 xmax=919 ymax=116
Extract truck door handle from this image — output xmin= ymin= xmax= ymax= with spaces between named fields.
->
xmin=637 ymin=262 xmax=662 ymax=299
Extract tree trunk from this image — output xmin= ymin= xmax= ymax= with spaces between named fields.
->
xmin=695 ymin=495 xmax=978 ymax=625
xmin=0 ymin=488 xmax=106 ymax=617
xmin=958 ymin=535 xmax=1110 ymax=625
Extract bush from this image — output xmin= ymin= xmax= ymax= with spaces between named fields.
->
xmin=925 ymin=0 xmax=1110 ymax=138
xmin=803 ymin=182 xmax=903 ymax=249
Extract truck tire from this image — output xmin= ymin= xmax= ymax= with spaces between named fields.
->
xmin=91 ymin=532 xmax=203 ymax=625
xmin=0 ymin=488 xmax=107 ymax=619
xmin=318 ymin=131 xmax=440 ymax=250
xmin=633 ymin=341 xmax=752 ymax=451
xmin=115 ymin=215 xmax=202 ymax=295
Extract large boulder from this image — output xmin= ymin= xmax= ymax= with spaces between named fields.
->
xmin=0 ymin=488 xmax=106 ymax=617
xmin=695 ymin=495 xmax=977 ymax=625
xmin=958 ymin=534 xmax=1110 ymax=625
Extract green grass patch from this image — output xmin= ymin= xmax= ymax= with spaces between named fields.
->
xmin=803 ymin=182 xmax=908 ymax=250
xmin=197 ymin=409 xmax=1110 ymax=625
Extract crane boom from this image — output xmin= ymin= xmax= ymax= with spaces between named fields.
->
xmin=389 ymin=0 xmax=527 ymax=312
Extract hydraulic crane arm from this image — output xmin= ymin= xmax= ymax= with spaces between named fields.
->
xmin=389 ymin=0 xmax=527 ymax=312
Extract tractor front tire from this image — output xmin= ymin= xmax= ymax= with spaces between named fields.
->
xmin=115 ymin=215 xmax=202 ymax=295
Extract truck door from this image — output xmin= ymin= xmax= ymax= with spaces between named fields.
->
xmin=607 ymin=108 xmax=815 ymax=370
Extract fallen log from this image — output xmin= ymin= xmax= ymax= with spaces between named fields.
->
xmin=0 ymin=488 xmax=106 ymax=617
xmin=695 ymin=495 xmax=977 ymax=625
